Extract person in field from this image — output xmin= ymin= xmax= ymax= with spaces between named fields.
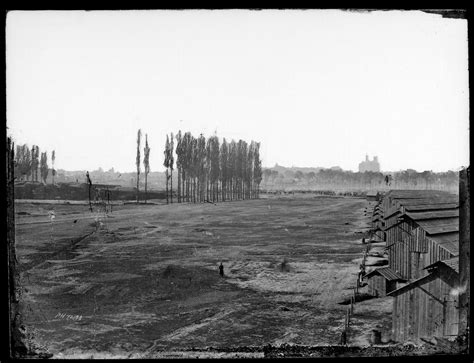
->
xmin=86 ymin=171 xmax=93 ymax=212
xmin=219 ymin=262 xmax=224 ymax=277
xmin=358 ymin=264 xmax=366 ymax=286
xmin=340 ymin=330 xmax=347 ymax=345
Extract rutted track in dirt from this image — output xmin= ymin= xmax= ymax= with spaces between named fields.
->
xmin=20 ymin=230 xmax=97 ymax=272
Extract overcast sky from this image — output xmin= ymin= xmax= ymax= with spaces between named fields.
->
xmin=6 ymin=10 xmax=469 ymax=173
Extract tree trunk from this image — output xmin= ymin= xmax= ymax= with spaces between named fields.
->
xmin=145 ymin=172 xmax=148 ymax=204
xmin=136 ymin=172 xmax=140 ymax=204
xmin=222 ymin=179 xmax=225 ymax=202
xmin=88 ymin=182 xmax=93 ymax=212
xmin=459 ymin=167 xmax=470 ymax=337
xmin=177 ymin=167 xmax=181 ymax=203
xmin=165 ymin=169 xmax=169 ymax=204
xmin=182 ymin=171 xmax=185 ymax=203
xmin=197 ymin=178 xmax=200 ymax=203
xmin=170 ymin=169 xmax=173 ymax=203
xmin=7 ymin=139 xmax=28 ymax=357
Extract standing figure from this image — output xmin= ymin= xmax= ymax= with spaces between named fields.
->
xmin=219 ymin=262 xmax=224 ymax=277
xmin=358 ymin=264 xmax=366 ymax=286
xmin=86 ymin=171 xmax=93 ymax=212
xmin=340 ymin=330 xmax=347 ymax=345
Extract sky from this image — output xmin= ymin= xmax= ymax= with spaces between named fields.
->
xmin=6 ymin=10 xmax=469 ymax=173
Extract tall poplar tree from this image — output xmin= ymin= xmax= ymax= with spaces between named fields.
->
xmin=169 ymin=132 xmax=174 ymax=203
xmin=253 ymin=142 xmax=262 ymax=198
xmin=143 ymin=134 xmax=150 ymax=203
xmin=176 ymin=131 xmax=182 ymax=203
xmin=24 ymin=146 xmax=31 ymax=181
xmin=30 ymin=146 xmax=37 ymax=181
xmin=51 ymin=150 xmax=56 ymax=185
xmin=40 ymin=151 xmax=49 ymax=184
xmin=136 ymin=129 xmax=142 ymax=204
xmin=197 ymin=134 xmax=206 ymax=202
xmin=220 ymin=138 xmax=228 ymax=201
xmin=163 ymin=135 xmax=170 ymax=204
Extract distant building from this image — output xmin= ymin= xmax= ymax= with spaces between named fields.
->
xmin=359 ymin=155 xmax=380 ymax=173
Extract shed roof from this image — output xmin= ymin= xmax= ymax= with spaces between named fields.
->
xmin=367 ymin=191 xmax=379 ymax=197
xmin=385 ymin=191 xmax=455 ymax=205
xmin=364 ymin=267 xmax=406 ymax=281
xmin=427 ymin=232 xmax=459 ymax=255
xmin=404 ymin=210 xmax=459 ymax=221
xmin=404 ymin=203 xmax=459 ymax=212
xmin=428 ymin=232 xmax=459 ymax=244
xmin=393 ymin=198 xmax=458 ymax=210
xmin=415 ymin=218 xmax=459 ymax=235
xmin=383 ymin=220 xmax=404 ymax=231
xmin=384 ymin=197 xmax=458 ymax=220
xmin=424 ymin=257 xmax=459 ymax=273
xmin=383 ymin=209 xmax=402 ymax=220
xmin=393 ymin=194 xmax=458 ymax=202
xmin=386 ymin=190 xmax=454 ymax=198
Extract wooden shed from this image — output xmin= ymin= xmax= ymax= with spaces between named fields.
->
xmin=382 ymin=197 xmax=459 ymax=281
xmin=371 ymin=204 xmax=385 ymax=241
xmin=381 ymin=190 xmax=456 ymax=217
xmin=364 ymin=267 xmax=406 ymax=297
xmin=366 ymin=191 xmax=380 ymax=202
xmin=388 ymin=257 xmax=459 ymax=343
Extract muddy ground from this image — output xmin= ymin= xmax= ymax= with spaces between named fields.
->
xmin=15 ymin=195 xmax=393 ymax=358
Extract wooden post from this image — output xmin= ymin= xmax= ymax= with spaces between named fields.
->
xmin=340 ymin=328 xmax=347 ymax=345
xmin=350 ymin=297 xmax=354 ymax=315
xmin=7 ymin=137 xmax=15 ymax=357
xmin=459 ymin=167 xmax=470 ymax=340
xmin=7 ymin=138 xmax=27 ymax=357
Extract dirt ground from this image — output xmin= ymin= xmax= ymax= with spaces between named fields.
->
xmin=15 ymin=194 xmax=393 ymax=358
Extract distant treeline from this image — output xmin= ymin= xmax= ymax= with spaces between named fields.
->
xmin=162 ymin=131 xmax=263 ymax=203
xmin=262 ymin=168 xmax=459 ymax=192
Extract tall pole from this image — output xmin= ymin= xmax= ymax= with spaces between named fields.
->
xmin=459 ymin=166 xmax=470 ymax=341
xmin=7 ymin=138 xmax=27 ymax=357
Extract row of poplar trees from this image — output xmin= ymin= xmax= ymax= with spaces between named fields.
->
xmin=135 ymin=129 xmax=151 ymax=204
xmin=14 ymin=144 xmax=56 ymax=184
xmin=163 ymin=131 xmax=263 ymax=204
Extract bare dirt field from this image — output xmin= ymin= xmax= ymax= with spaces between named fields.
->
xmin=15 ymin=195 xmax=392 ymax=358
